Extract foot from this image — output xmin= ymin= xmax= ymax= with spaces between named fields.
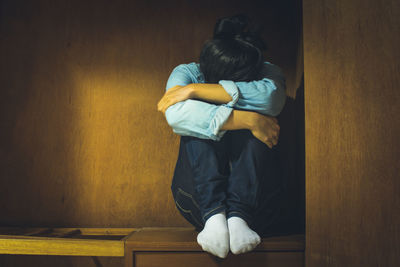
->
xmin=197 ymin=212 xmax=229 ymax=258
xmin=227 ymin=216 xmax=261 ymax=254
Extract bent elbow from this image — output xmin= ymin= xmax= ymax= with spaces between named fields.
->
xmin=271 ymin=93 xmax=287 ymax=116
xmin=165 ymin=107 xmax=179 ymax=128
xmin=259 ymin=87 xmax=286 ymax=116
xmin=268 ymin=99 xmax=286 ymax=116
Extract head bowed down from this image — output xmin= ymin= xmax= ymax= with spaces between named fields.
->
xmin=200 ymin=14 xmax=267 ymax=83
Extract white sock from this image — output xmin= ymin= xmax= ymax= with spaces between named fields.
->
xmin=197 ymin=212 xmax=229 ymax=258
xmin=227 ymin=216 xmax=261 ymax=254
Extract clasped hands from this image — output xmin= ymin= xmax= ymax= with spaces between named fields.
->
xmin=157 ymin=85 xmax=280 ymax=148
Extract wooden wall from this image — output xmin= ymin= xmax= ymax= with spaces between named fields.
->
xmin=0 ymin=1 xmax=302 ymax=266
xmin=0 ymin=0 xmax=301 ymax=230
xmin=303 ymin=0 xmax=400 ymax=266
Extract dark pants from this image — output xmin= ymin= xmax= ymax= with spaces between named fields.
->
xmin=171 ymin=130 xmax=285 ymax=237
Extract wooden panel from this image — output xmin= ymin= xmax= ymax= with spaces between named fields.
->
xmin=0 ymin=0 xmax=301 ymax=229
xmin=133 ymin=252 xmax=304 ymax=267
xmin=0 ymin=236 xmax=124 ymax=256
xmin=0 ymin=227 xmax=136 ymax=256
xmin=0 ymin=227 xmax=136 ymax=236
xmin=0 ymin=0 xmax=303 ymax=266
xmin=303 ymin=0 xmax=400 ymax=266
xmin=0 ymin=254 xmax=123 ymax=267
xmin=124 ymin=228 xmax=304 ymax=267
xmin=125 ymin=228 xmax=305 ymax=252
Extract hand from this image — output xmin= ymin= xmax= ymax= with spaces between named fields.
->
xmin=157 ymin=85 xmax=194 ymax=113
xmin=248 ymin=113 xmax=280 ymax=148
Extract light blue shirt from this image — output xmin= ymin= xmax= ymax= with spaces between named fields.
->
xmin=165 ymin=62 xmax=286 ymax=141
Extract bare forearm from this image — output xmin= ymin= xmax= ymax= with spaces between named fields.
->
xmin=189 ymin=83 xmax=232 ymax=104
xmin=158 ymin=83 xmax=232 ymax=114
xmin=221 ymin=109 xmax=280 ymax=148
xmin=220 ymin=110 xmax=254 ymax=131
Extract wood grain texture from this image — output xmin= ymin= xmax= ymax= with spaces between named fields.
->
xmin=0 ymin=0 xmax=302 ymax=266
xmin=125 ymin=227 xmax=305 ymax=252
xmin=0 ymin=236 xmax=124 ymax=256
xmin=0 ymin=227 xmax=136 ymax=256
xmin=133 ymin=252 xmax=304 ymax=267
xmin=0 ymin=255 xmax=123 ymax=267
xmin=0 ymin=227 xmax=136 ymax=236
xmin=125 ymin=228 xmax=304 ymax=267
xmin=0 ymin=0 xmax=301 ymax=228
xmin=303 ymin=0 xmax=400 ymax=266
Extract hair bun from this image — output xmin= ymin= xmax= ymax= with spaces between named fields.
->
xmin=213 ymin=14 xmax=248 ymax=39
xmin=213 ymin=14 xmax=267 ymax=51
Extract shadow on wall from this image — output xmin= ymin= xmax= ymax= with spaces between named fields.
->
xmin=277 ymin=77 xmax=305 ymax=234
xmin=0 ymin=0 xmax=82 ymax=226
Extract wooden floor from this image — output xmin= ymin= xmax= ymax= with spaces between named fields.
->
xmin=0 ymin=227 xmax=305 ymax=267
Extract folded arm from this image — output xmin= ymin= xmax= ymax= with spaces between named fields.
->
xmin=158 ymin=62 xmax=286 ymax=116
xmin=159 ymin=63 xmax=285 ymax=145
xmin=161 ymin=64 xmax=233 ymax=141
xmin=220 ymin=109 xmax=280 ymax=148
xmin=157 ymin=83 xmax=232 ymax=113
xmin=231 ymin=62 xmax=287 ymax=116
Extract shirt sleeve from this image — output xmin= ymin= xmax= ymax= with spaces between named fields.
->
xmin=218 ymin=62 xmax=287 ymax=116
xmin=164 ymin=64 xmax=233 ymax=141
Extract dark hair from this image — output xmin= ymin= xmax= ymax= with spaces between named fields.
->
xmin=199 ymin=14 xmax=267 ymax=83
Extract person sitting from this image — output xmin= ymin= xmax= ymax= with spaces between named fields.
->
xmin=157 ymin=14 xmax=286 ymax=258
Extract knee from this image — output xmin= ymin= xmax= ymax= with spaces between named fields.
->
xmin=234 ymin=130 xmax=273 ymax=153
xmin=181 ymin=137 xmax=228 ymax=174
xmin=182 ymin=136 xmax=217 ymax=153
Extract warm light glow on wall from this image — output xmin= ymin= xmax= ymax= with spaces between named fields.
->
xmin=63 ymin=67 xmax=180 ymax=225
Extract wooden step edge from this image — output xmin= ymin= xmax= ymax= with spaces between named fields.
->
xmin=0 ymin=236 xmax=125 ymax=257
xmin=125 ymin=228 xmax=305 ymax=252
xmin=0 ymin=227 xmax=138 ymax=236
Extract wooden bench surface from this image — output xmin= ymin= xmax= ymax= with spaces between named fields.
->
xmin=0 ymin=227 xmax=137 ymax=257
xmin=125 ymin=227 xmax=305 ymax=251
xmin=0 ymin=227 xmax=305 ymax=267
xmin=124 ymin=228 xmax=305 ymax=267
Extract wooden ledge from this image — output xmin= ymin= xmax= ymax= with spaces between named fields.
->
xmin=124 ymin=228 xmax=305 ymax=267
xmin=0 ymin=227 xmax=137 ymax=257
xmin=125 ymin=227 xmax=305 ymax=252
xmin=0 ymin=227 xmax=305 ymax=261
xmin=0 ymin=236 xmax=125 ymax=256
